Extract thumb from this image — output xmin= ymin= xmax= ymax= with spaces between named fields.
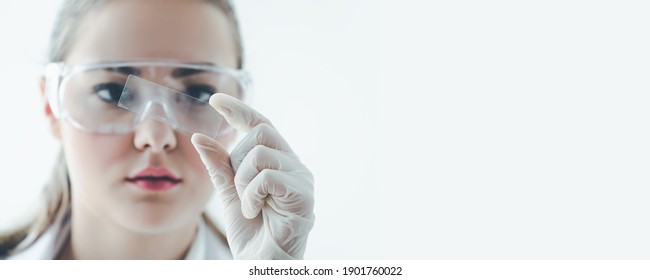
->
xmin=191 ymin=133 xmax=239 ymax=205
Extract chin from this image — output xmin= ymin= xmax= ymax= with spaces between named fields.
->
xmin=117 ymin=204 xmax=198 ymax=234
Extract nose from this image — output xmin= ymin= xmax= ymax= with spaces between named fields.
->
xmin=133 ymin=118 xmax=178 ymax=152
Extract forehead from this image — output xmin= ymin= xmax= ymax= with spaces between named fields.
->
xmin=65 ymin=0 xmax=238 ymax=68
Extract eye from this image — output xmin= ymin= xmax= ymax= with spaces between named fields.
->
xmin=92 ymin=83 xmax=125 ymax=103
xmin=184 ymin=84 xmax=216 ymax=103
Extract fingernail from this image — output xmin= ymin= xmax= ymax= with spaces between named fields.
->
xmin=218 ymin=106 xmax=231 ymax=116
xmin=192 ymin=134 xmax=217 ymax=153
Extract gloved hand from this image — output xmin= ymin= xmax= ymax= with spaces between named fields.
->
xmin=191 ymin=93 xmax=315 ymax=260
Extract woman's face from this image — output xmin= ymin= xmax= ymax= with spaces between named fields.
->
xmin=53 ymin=0 xmax=238 ymax=233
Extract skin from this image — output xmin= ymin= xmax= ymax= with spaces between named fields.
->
xmin=39 ymin=0 xmax=238 ymax=259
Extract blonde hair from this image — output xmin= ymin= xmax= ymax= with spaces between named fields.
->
xmin=0 ymin=0 xmax=242 ymax=257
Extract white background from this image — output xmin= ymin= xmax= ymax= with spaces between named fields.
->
xmin=0 ymin=0 xmax=649 ymax=259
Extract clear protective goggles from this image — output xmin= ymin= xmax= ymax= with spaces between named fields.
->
xmin=45 ymin=61 xmax=251 ymax=138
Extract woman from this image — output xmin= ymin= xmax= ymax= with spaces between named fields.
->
xmin=0 ymin=0 xmax=314 ymax=259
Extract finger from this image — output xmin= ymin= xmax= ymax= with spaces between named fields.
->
xmin=209 ymin=93 xmax=273 ymax=133
xmin=233 ymin=145 xmax=294 ymax=200
xmin=191 ymin=133 xmax=238 ymax=206
xmin=240 ymin=169 xmax=315 ymax=219
xmin=230 ymin=122 xmax=294 ymax=172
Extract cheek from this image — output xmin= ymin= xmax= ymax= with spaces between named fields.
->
xmin=177 ymin=135 xmax=214 ymax=186
xmin=61 ymin=125 xmax=133 ymax=188
xmin=215 ymin=130 xmax=238 ymax=151
xmin=176 ymin=136 xmax=215 ymax=208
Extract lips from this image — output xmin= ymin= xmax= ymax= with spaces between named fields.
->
xmin=126 ymin=167 xmax=181 ymax=191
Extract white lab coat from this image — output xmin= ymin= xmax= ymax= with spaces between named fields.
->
xmin=7 ymin=207 xmax=233 ymax=260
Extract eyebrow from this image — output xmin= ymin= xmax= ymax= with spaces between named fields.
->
xmin=171 ymin=68 xmax=207 ymax=78
xmin=106 ymin=66 xmax=141 ymax=76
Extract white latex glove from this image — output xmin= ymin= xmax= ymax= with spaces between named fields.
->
xmin=191 ymin=93 xmax=315 ymax=260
